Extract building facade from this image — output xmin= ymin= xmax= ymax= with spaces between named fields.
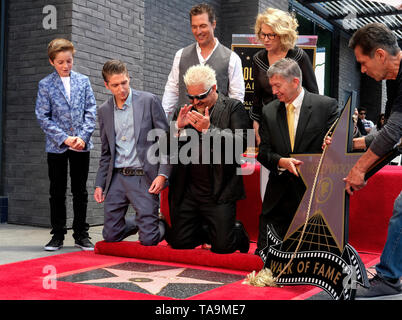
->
xmin=0 ymin=0 xmax=377 ymax=227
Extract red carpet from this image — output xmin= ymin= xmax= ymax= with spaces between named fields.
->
xmin=90 ymin=164 xmax=399 ymax=300
xmin=0 ymin=250 xmax=379 ymax=300
xmin=93 ymin=241 xmax=380 ymax=300
xmin=161 ymin=164 xmax=402 ymax=251
xmin=159 ymin=162 xmax=262 ymax=242
xmin=94 ymin=240 xmax=263 ymax=272
xmin=0 ymin=252 xmax=165 ymax=300
xmin=1 ymin=164 xmax=397 ymax=300
xmin=349 ymin=165 xmax=402 ymax=253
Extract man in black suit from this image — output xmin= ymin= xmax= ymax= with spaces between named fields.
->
xmin=167 ymin=64 xmax=250 ymax=254
xmin=256 ymin=58 xmax=339 ymax=252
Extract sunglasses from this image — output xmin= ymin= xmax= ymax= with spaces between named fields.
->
xmin=359 ymin=112 xmax=366 ymax=115
xmin=186 ymin=87 xmax=212 ymax=101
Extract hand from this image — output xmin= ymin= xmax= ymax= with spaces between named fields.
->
xmin=64 ymin=136 xmax=77 ymax=148
xmin=94 ymin=187 xmax=105 ymax=203
xmin=322 ymin=136 xmax=332 ymax=150
xmin=278 ymin=157 xmax=303 ymax=177
xmin=176 ymin=104 xmax=193 ymax=129
xmin=71 ymin=137 xmax=85 ymax=150
xmin=343 ymin=166 xmax=366 ymax=195
xmin=148 ymin=175 xmax=167 ymax=194
xmin=64 ymin=136 xmax=85 ymax=150
xmin=352 ymin=108 xmax=358 ymax=124
xmin=253 ymin=121 xmax=261 ymax=146
xmin=187 ymin=107 xmax=210 ymax=133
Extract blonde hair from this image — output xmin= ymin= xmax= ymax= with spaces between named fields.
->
xmin=47 ymin=38 xmax=76 ymax=61
xmin=254 ymin=8 xmax=299 ymax=51
xmin=183 ymin=64 xmax=217 ymax=90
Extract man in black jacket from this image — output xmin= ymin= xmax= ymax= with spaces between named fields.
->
xmin=257 ymin=58 xmax=339 ymax=252
xmin=167 ymin=64 xmax=250 ymax=254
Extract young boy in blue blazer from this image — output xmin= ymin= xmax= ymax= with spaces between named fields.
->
xmin=35 ymin=38 xmax=97 ymax=251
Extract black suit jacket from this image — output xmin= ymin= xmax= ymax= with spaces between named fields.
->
xmin=169 ymin=93 xmax=250 ymax=213
xmin=257 ymin=90 xmax=339 ymax=216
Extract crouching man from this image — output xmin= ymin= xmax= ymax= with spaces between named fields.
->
xmin=94 ymin=60 xmax=171 ymax=245
xmin=167 ymin=64 xmax=250 ymax=254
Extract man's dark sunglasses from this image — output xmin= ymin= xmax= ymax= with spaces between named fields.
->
xmin=186 ymin=87 xmax=212 ymax=101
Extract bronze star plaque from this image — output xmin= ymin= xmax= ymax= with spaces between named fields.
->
xmin=259 ymin=95 xmax=370 ymax=300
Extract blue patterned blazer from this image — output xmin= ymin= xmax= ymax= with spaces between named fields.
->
xmin=35 ymin=70 xmax=97 ymax=153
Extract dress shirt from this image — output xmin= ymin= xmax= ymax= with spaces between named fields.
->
xmin=61 ymin=76 xmax=76 ymax=151
xmin=60 ymin=76 xmax=71 ymax=101
xmin=162 ymin=38 xmax=245 ymax=117
xmin=113 ymin=88 xmax=142 ymax=169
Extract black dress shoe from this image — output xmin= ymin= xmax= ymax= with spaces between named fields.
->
xmin=235 ymin=220 xmax=250 ymax=253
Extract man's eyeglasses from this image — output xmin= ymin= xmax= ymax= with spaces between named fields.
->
xmin=187 ymin=87 xmax=212 ymax=101
xmin=259 ymin=32 xmax=277 ymax=40
xmin=359 ymin=112 xmax=366 ymax=115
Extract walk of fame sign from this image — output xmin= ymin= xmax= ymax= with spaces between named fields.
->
xmin=259 ymin=95 xmax=370 ymax=300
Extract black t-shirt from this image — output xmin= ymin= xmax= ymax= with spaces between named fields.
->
xmin=188 ymin=132 xmax=212 ymax=198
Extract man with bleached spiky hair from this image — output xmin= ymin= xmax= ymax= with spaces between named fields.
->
xmin=166 ymin=64 xmax=250 ymax=254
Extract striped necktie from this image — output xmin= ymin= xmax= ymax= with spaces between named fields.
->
xmin=286 ymin=103 xmax=295 ymax=151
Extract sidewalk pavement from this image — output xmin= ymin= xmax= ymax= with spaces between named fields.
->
xmin=0 ymin=223 xmax=137 ymax=265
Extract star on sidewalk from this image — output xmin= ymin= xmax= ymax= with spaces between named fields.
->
xmin=78 ymin=267 xmax=224 ymax=295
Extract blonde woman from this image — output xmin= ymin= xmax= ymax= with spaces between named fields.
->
xmin=251 ymin=8 xmax=318 ymax=144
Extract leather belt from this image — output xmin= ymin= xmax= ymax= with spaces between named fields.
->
xmin=114 ymin=167 xmax=144 ymax=176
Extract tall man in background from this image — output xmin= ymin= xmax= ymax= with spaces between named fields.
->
xmin=162 ymin=3 xmax=245 ymax=119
